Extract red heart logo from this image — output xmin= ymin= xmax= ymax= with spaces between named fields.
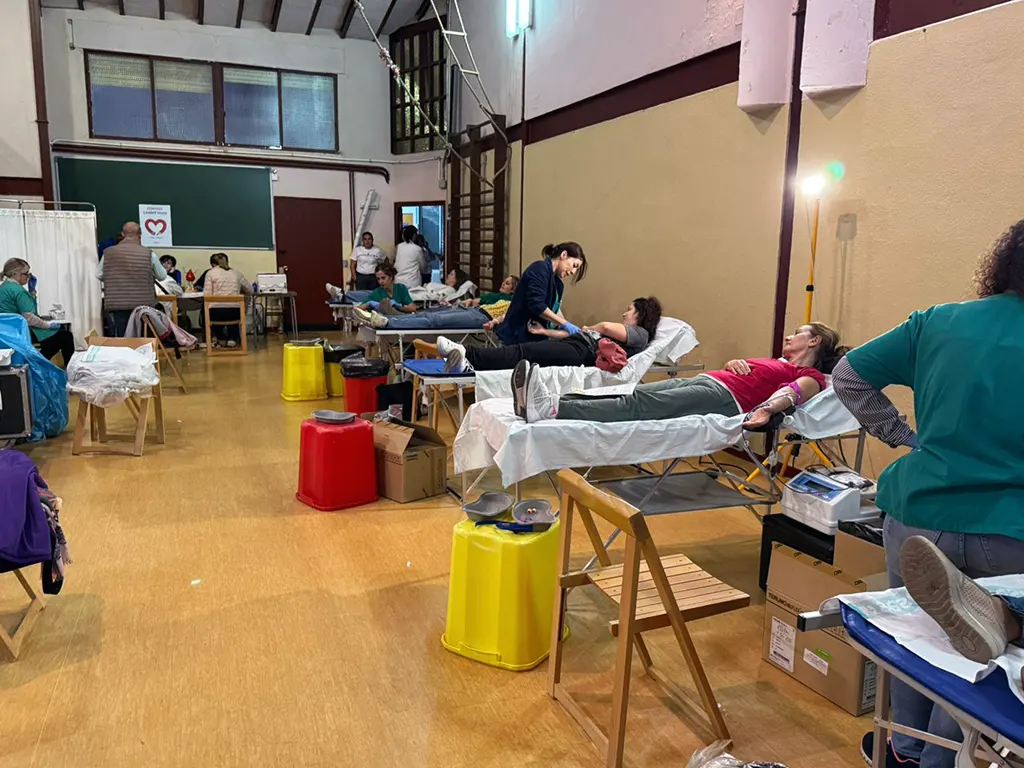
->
xmin=144 ymin=219 xmax=167 ymax=236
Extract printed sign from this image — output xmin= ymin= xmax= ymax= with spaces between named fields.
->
xmin=769 ymin=616 xmax=796 ymax=673
xmin=139 ymin=204 xmax=173 ymax=247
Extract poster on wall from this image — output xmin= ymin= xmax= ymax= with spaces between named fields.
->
xmin=139 ymin=204 xmax=173 ymax=247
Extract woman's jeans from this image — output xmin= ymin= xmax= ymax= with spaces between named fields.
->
xmin=882 ymin=515 xmax=1024 ymax=767
xmin=382 ymin=307 xmax=489 ymax=331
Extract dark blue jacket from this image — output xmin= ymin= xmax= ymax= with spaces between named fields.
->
xmin=497 ymin=259 xmax=564 ymax=345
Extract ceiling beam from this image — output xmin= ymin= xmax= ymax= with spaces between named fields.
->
xmin=197 ymin=0 xmax=205 ymax=24
xmin=338 ymin=0 xmax=356 ymax=37
xmin=305 ymin=0 xmax=324 ymax=34
xmin=269 ymin=0 xmax=284 ymax=31
xmin=235 ymin=0 xmax=245 ymax=27
xmin=158 ymin=0 xmax=165 ymax=19
xmin=414 ymin=0 xmax=431 ymax=21
xmin=376 ymin=0 xmax=399 ymax=36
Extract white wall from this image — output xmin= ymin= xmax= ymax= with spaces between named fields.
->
xmin=454 ymin=0 xmax=744 ymax=130
xmin=0 ymin=0 xmax=42 ymax=178
xmin=40 ymin=6 xmax=444 ymax=256
xmin=42 ymin=6 xmax=395 ymax=159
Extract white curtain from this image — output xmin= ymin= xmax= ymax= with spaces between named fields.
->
xmin=0 ymin=209 xmax=29 ymax=264
xmin=18 ymin=210 xmax=101 ymax=347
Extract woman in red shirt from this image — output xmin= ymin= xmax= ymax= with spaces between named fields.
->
xmin=518 ymin=322 xmax=847 ymax=424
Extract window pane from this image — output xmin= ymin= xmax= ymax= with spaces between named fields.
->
xmin=89 ymin=54 xmax=153 ymax=139
xmin=223 ymin=67 xmax=280 ymax=147
xmin=281 ymin=72 xmax=336 ymax=151
xmin=154 ymin=60 xmax=214 ymax=143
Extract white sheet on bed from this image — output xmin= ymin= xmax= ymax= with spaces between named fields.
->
xmin=453 ymin=384 xmax=860 ymax=487
xmin=408 ymin=281 xmax=477 ymax=303
xmin=474 ymin=317 xmax=699 ymax=401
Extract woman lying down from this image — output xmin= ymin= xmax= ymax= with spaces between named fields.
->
xmin=514 ymin=322 xmax=847 ymax=427
xmin=435 ymin=297 xmax=662 ymax=373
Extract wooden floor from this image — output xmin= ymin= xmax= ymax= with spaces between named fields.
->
xmin=0 ymin=338 xmax=870 ymax=767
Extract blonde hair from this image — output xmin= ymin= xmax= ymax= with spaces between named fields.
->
xmin=807 ymin=321 xmax=849 ymax=374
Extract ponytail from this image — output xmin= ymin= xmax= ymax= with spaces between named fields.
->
xmin=542 ymin=241 xmax=588 ymax=284
xmin=632 ymin=296 xmax=662 ymax=340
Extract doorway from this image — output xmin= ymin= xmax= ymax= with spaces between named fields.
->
xmin=274 ymin=196 xmax=344 ymax=330
xmin=395 ymin=201 xmax=445 ymax=276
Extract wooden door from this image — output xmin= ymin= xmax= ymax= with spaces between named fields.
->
xmin=274 ymin=196 xmax=344 ymax=329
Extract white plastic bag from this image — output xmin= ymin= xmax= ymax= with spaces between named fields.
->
xmin=0 ymin=348 xmax=12 ymax=368
xmin=687 ymin=742 xmax=789 ymax=768
xmin=67 ymin=344 xmax=160 ymax=407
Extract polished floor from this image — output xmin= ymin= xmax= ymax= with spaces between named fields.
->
xmin=1 ymin=339 xmax=870 ymax=767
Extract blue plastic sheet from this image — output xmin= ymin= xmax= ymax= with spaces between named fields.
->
xmin=0 ymin=314 xmax=69 ymax=442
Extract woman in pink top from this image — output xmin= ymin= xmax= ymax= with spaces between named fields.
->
xmin=519 ymin=322 xmax=847 ymax=424
xmin=202 ymin=253 xmax=252 ymax=347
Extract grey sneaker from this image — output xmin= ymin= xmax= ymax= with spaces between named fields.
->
xmin=511 ymin=360 xmax=532 ymax=418
xmin=353 ymin=306 xmax=372 ymax=323
xmin=900 ymin=535 xmax=1008 ymax=664
xmin=369 ymin=311 xmax=389 ymax=329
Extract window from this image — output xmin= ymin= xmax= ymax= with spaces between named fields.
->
xmin=86 ymin=52 xmax=337 ymax=152
xmin=390 ymin=21 xmax=447 ymax=155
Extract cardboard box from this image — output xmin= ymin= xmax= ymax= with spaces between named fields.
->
xmin=762 ymin=539 xmax=888 ymax=716
xmin=369 ymin=418 xmax=448 ymax=503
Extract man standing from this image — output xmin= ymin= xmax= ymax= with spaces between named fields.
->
xmin=97 ymin=222 xmax=167 ymax=337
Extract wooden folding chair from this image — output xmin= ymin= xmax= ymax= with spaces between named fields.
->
xmin=0 ymin=569 xmax=45 ymax=661
xmin=71 ymin=336 xmax=165 ymax=457
xmin=142 ymin=314 xmax=188 ymax=393
xmin=550 ymin=469 xmax=750 ymax=768
xmin=203 ymin=295 xmax=248 ymax=356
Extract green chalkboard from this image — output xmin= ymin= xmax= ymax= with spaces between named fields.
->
xmin=56 ymin=157 xmax=274 ymax=249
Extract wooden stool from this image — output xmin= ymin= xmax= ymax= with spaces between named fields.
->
xmin=203 ymin=295 xmax=248 ymax=356
xmin=142 ymin=314 xmax=188 ymax=393
xmin=0 ymin=569 xmax=45 ymax=661
xmin=71 ymin=336 xmax=166 ymax=457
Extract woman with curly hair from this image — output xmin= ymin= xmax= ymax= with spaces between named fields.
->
xmin=831 ymin=219 xmax=1024 ymax=768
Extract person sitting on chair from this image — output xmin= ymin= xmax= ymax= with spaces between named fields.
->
xmin=202 ymin=254 xmax=252 ymax=347
xmin=357 ymin=264 xmax=416 ymax=315
xmin=0 ymin=258 xmax=75 ymax=366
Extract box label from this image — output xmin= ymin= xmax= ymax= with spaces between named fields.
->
xmin=769 ymin=616 xmax=796 ymax=673
xmin=862 ymin=660 xmax=878 ymax=709
xmin=803 ymin=648 xmax=829 ymax=676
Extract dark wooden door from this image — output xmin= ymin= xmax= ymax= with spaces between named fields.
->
xmin=274 ymin=196 xmax=344 ymax=329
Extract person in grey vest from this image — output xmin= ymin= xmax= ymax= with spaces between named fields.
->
xmin=97 ymin=222 xmax=167 ymax=337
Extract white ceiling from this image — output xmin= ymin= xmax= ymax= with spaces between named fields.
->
xmin=43 ymin=0 xmax=429 ymax=39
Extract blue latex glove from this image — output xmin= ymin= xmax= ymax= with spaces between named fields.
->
xmin=366 ymin=300 xmax=380 ymax=310
xmin=48 ymin=321 xmax=62 ymax=330
xmin=562 ymin=321 xmax=582 ymax=335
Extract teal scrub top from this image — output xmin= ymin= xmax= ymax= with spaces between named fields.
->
xmin=367 ymin=283 xmax=413 ymax=306
xmin=846 ymin=294 xmax=1024 ymax=539
xmin=0 ymin=279 xmax=55 ymax=340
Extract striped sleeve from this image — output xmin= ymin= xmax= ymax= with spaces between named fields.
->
xmin=831 ymin=357 xmax=918 ymax=449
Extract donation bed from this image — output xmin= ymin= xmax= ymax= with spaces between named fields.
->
xmin=801 ymin=577 xmax=1024 ymax=768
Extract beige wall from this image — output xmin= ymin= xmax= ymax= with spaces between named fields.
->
xmin=786 ymin=0 xmax=1024 ymax=474
xmin=519 ymin=83 xmax=790 ymax=367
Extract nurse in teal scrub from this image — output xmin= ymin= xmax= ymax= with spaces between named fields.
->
xmin=0 ymin=258 xmax=76 ymax=365
xmin=831 ymin=218 xmax=1024 ymax=768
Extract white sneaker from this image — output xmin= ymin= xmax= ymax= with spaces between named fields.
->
xmin=369 ymin=311 xmax=389 ymax=329
xmin=227 ymin=340 xmax=238 ymax=348
xmin=525 ymin=366 xmax=558 ymax=422
xmin=437 ymin=336 xmax=473 ymax=374
xmin=326 ymin=283 xmax=343 ymax=301
xmin=353 ymin=306 xmax=372 ymax=323
xmin=436 ymin=336 xmax=461 ymax=358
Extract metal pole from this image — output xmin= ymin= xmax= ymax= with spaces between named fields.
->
xmin=804 ymin=196 xmax=821 ymax=324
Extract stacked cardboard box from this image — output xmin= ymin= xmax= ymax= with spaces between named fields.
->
xmin=762 ymin=531 xmax=888 ymax=715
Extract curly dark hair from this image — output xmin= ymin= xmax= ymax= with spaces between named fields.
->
xmin=975 ymin=219 xmax=1024 ymax=297
xmin=631 ymin=297 xmax=662 ymax=340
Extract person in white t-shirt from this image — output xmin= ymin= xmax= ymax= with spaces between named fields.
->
xmin=349 ymin=231 xmax=386 ymax=291
xmin=394 ymin=225 xmax=428 ymax=289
